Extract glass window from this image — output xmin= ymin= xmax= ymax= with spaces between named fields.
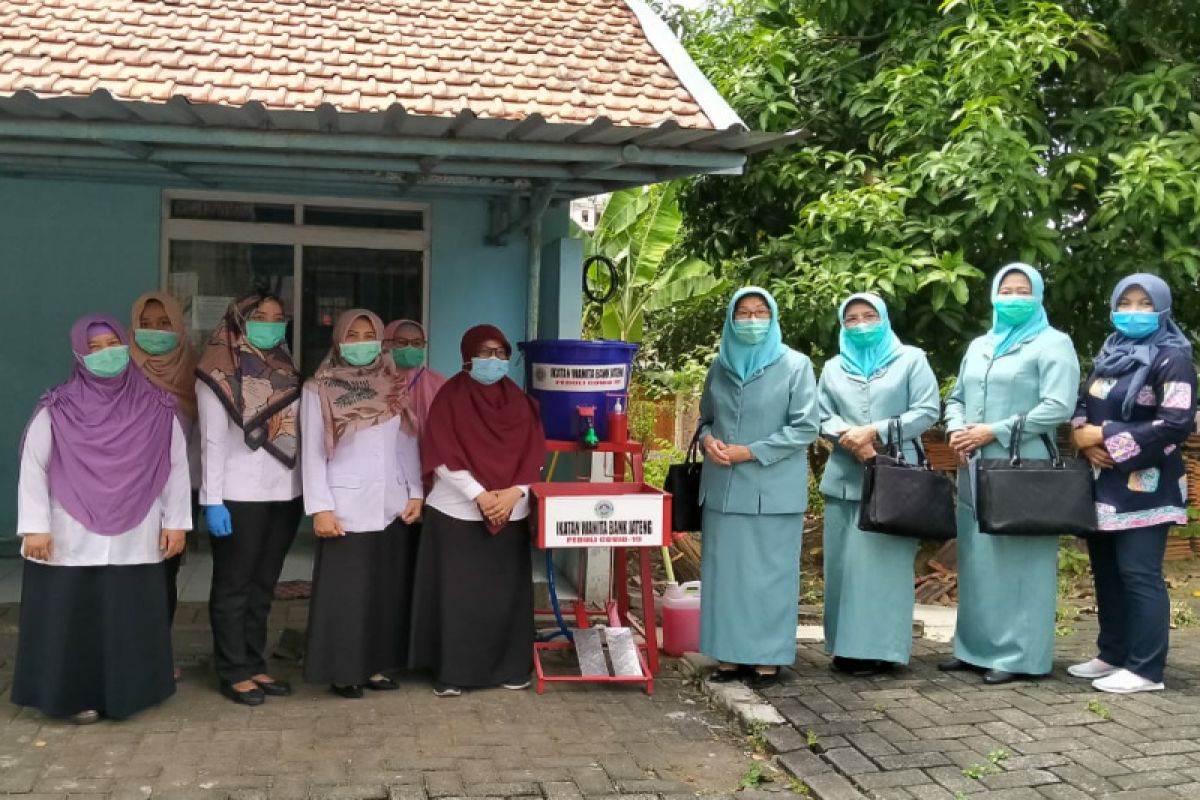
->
xmin=303 ymin=205 xmax=424 ymax=231
xmin=170 ymin=199 xmax=295 ymax=225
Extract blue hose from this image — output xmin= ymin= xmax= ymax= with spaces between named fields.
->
xmin=540 ymin=548 xmax=574 ymax=643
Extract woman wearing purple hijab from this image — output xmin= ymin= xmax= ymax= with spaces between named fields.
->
xmin=12 ymin=316 xmax=191 ymax=724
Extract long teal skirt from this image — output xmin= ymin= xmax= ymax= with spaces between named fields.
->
xmin=699 ymin=507 xmax=803 ymax=666
xmin=954 ymin=476 xmax=1058 ymax=675
xmin=823 ymin=498 xmax=919 ymax=664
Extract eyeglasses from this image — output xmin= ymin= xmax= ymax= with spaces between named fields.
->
xmin=733 ymin=310 xmax=772 ymax=321
xmin=476 ymin=347 xmax=508 ymax=359
xmin=392 ymin=337 xmax=427 ymax=348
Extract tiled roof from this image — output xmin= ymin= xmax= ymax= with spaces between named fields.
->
xmin=0 ymin=0 xmax=720 ymax=129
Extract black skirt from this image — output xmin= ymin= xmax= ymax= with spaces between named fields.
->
xmin=409 ymin=508 xmax=535 ymax=688
xmin=303 ymin=519 xmax=418 ymax=686
xmin=12 ymin=560 xmax=175 ymax=719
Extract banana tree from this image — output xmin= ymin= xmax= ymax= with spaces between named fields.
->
xmin=584 ymin=183 xmax=725 ymax=342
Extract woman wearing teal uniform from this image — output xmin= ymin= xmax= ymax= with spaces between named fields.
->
xmin=698 ymin=287 xmax=819 ymax=689
xmin=941 ymin=264 xmax=1080 ymax=684
xmin=818 ymin=293 xmax=940 ymax=676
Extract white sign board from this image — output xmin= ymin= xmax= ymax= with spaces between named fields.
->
xmin=540 ymin=493 xmax=665 ymax=548
xmin=531 ymin=363 xmax=627 ymax=392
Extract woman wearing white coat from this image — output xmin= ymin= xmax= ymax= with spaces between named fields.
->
xmin=301 ymin=309 xmax=424 ymax=698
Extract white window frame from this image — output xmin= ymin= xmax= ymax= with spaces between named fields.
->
xmin=160 ymin=189 xmax=431 ymax=368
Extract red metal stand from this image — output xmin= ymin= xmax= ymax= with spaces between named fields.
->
xmin=533 ymin=439 xmax=661 ymax=695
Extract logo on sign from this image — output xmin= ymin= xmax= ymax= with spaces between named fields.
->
xmin=534 ymin=366 xmax=548 ymax=383
xmin=594 ymin=500 xmax=615 ymax=519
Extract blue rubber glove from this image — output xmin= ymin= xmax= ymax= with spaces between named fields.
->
xmin=204 ymin=504 xmax=233 ymax=537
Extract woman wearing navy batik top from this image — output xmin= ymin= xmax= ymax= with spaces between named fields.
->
xmin=1070 ymin=273 xmax=1196 ymax=694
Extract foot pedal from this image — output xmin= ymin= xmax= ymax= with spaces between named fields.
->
xmin=604 ymin=627 xmax=642 ymax=677
xmin=573 ymin=628 xmax=608 ymax=676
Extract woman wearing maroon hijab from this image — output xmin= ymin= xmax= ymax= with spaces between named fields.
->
xmin=13 ymin=316 xmax=191 ymax=724
xmin=409 ymin=324 xmax=546 ymax=696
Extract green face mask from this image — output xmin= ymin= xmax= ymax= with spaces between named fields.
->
xmin=245 ymin=320 xmax=287 ymax=350
xmin=134 ymin=328 xmax=179 ymax=355
xmin=392 ymin=346 xmax=425 ymax=369
xmin=339 ymin=340 xmax=382 ymax=367
xmin=82 ymin=345 xmax=130 ymax=378
xmin=993 ymin=296 xmax=1039 ymax=325
xmin=844 ymin=321 xmax=886 ymax=347
xmin=732 ymin=319 xmax=771 ymax=344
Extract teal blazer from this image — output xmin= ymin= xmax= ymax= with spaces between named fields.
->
xmin=818 ymin=345 xmax=941 ymax=501
xmin=697 ymin=348 xmax=819 ymax=515
xmin=945 ymin=327 xmax=1080 ymax=462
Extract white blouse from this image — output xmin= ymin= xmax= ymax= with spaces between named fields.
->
xmin=18 ymin=409 xmax=192 ymax=567
xmin=426 ymin=465 xmax=531 ymax=523
xmin=300 ymin=386 xmax=423 ymax=533
xmin=196 ymin=380 xmax=301 ymax=505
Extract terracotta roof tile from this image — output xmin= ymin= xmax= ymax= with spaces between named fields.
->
xmin=0 ymin=0 xmax=717 ymax=128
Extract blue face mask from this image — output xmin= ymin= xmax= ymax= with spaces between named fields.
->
xmin=1112 ymin=311 xmax=1160 ymax=339
xmin=470 ymin=357 xmax=509 ymax=385
xmin=732 ymin=319 xmax=771 ymax=344
xmin=81 ymin=345 xmax=130 ymax=378
xmin=339 ymin=340 xmax=381 ymax=366
xmin=134 ymin=328 xmax=179 ymax=355
xmin=245 ymin=320 xmax=287 ymax=351
xmin=844 ymin=322 xmax=885 ymax=347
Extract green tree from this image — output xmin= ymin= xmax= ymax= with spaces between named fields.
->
xmin=583 ymin=183 xmax=726 ymax=343
xmin=669 ymin=0 xmax=1200 ymax=376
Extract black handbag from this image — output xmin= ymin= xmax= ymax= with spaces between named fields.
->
xmin=665 ymin=429 xmax=703 ymax=532
xmin=976 ymin=416 xmax=1098 ymax=536
xmin=857 ymin=419 xmax=958 ymax=541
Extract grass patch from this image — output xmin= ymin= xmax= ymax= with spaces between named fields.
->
xmin=746 ymin=720 xmax=769 ymax=754
xmin=740 ymin=761 xmax=770 ymax=789
xmin=1087 ymin=699 xmax=1113 ymax=720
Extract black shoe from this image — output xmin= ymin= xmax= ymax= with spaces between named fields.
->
xmin=832 ymin=656 xmax=862 ymax=674
xmin=938 ymin=658 xmax=977 ymax=672
xmin=220 ymin=683 xmax=266 ymax=706
xmin=983 ymin=669 xmax=1018 ymax=685
xmin=708 ymin=666 xmax=744 ymax=683
xmin=746 ymin=670 xmax=781 ymax=690
xmin=252 ymin=678 xmax=292 ymax=697
xmin=331 ymin=684 xmax=364 ymax=699
xmin=366 ymin=676 xmax=399 ymax=691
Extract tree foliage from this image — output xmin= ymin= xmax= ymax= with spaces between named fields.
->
xmin=670 ymin=0 xmax=1200 ymax=375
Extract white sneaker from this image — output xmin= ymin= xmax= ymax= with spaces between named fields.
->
xmin=1068 ymin=658 xmax=1118 ymax=679
xmin=1092 ymin=669 xmax=1164 ymax=694
xmin=501 ymin=678 xmax=531 ymax=691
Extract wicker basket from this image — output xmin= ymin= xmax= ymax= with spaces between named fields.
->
xmin=1165 ymin=536 xmax=1194 ymax=562
xmin=921 ymin=431 xmax=959 ymax=474
xmin=1187 ymin=456 xmax=1200 ymax=508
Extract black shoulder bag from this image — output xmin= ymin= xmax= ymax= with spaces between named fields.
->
xmin=976 ymin=416 xmax=1098 ymax=536
xmin=857 ymin=418 xmax=958 ymax=541
xmin=665 ymin=428 xmax=704 ymax=532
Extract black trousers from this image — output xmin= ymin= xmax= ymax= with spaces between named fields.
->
xmin=1088 ymin=524 xmax=1171 ymax=682
xmin=208 ymin=497 xmax=303 ymax=685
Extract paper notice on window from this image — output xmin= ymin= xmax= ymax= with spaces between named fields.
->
xmin=530 ymin=363 xmax=627 ymax=392
xmin=191 ymin=296 xmax=235 ymax=332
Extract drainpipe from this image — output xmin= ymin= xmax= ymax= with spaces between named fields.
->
xmin=525 ymin=184 xmax=557 ymax=342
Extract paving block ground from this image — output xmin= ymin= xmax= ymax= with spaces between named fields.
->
xmin=0 ymin=601 xmax=754 ymax=800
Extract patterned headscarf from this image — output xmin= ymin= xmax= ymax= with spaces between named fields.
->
xmin=309 ymin=309 xmax=397 ymax=455
xmin=195 ymin=294 xmax=300 ymax=468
